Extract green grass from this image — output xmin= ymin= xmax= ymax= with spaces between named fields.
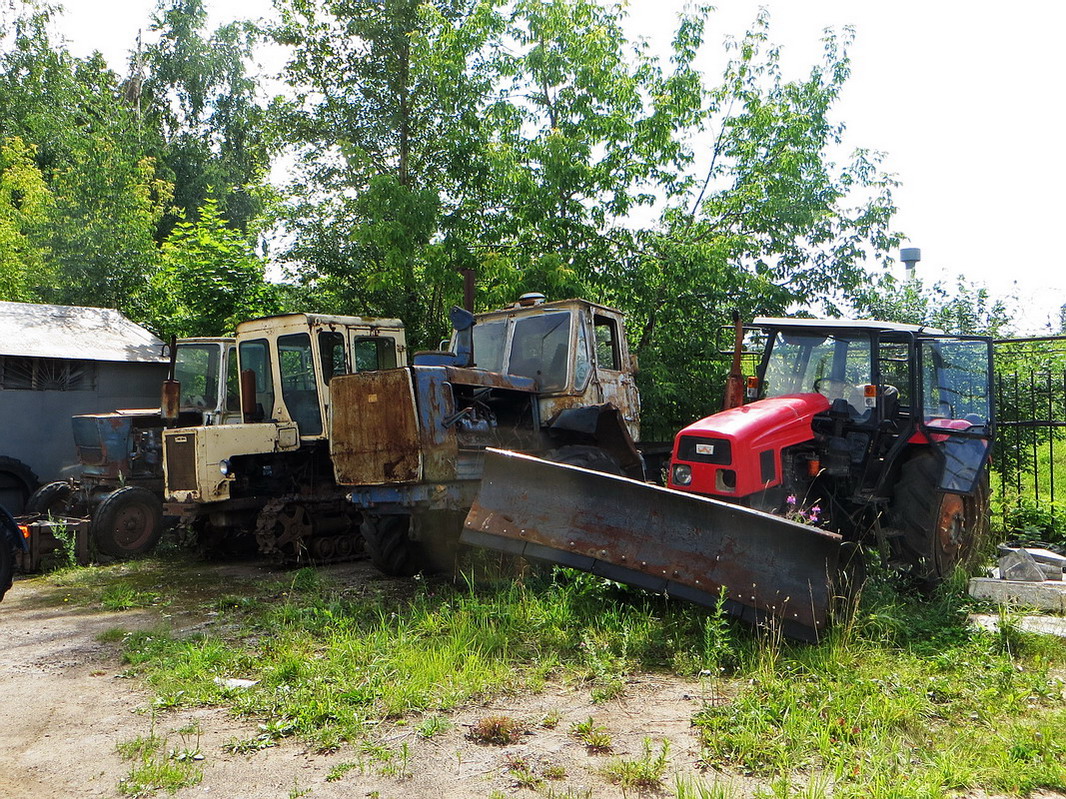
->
xmin=601 ymin=738 xmax=670 ymax=789
xmin=111 ymin=562 xmax=1066 ymax=796
xmin=116 ymin=723 xmax=203 ymax=797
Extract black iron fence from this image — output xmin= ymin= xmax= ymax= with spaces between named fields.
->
xmin=992 ymin=335 xmax=1066 ymax=536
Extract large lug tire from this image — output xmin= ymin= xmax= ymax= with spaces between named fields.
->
xmin=892 ymin=452 xmax=990 ymax=585
xmin=547 ymin=445 xmax=625 ymax=475
xmin=92 ymin=486 xmax=164 ymax=558
xmin=0 ymin=456 xmax=38 ymax=515
xmin=26 ymin=481 xmax=75 ymax=518
xmin=362 ymin=515 xmax=420 ymax=577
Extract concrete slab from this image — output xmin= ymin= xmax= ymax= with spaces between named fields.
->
xmin=968 ymin=577 xmax=1066 ymax=612
xmin=970 ymin=613 xmax=1066 ymax=638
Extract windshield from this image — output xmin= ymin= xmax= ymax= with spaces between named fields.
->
xmin=763 ymin=331 xmax=872 ymax=409
xmin=175 ymin=344 xmax=221 ymax=410
xmin=506 ymin=311 xmax=571 ymax=391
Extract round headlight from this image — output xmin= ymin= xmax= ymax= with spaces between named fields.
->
xmin=672 ymin=463 xmax=692 ymax=486
xmin=219 ymin=459 xmax=232 ymax=476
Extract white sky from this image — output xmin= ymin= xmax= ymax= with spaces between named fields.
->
xmin=54 ymin=0 xmax=1066 ymax=333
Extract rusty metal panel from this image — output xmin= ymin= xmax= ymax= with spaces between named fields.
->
xmin=462 ymin=449 xmax=842 ymax=640
xmin=330 ymin=369 xmax=422 ymax=485
xmin=413 ymin=368 xmax=460 ymax=482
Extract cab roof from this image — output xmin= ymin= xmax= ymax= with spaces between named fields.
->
xmin=236 ymin=313 xmax=404 ymax=335
xmin=753 ymin=317 xmax=945 ymax=335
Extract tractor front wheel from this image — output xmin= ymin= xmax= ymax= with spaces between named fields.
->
xmin=362 ymin=515 xmax=420 ymax=577
xmin=892 ymin=452 xmax=989 ymax=585
xmin=92 ymin=486 xmax=164 ymax=558
xmin=547 ymin=445 xmax=624 ymax=475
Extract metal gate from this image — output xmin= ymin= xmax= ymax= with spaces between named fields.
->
xmin=993 ymin=335 xmax=1066 ymax=534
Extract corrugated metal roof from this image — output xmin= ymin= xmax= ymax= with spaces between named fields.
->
xmin=0 ymin=301 xmax=167 ymax=363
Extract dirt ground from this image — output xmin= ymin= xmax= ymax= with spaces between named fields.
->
xmin=4 ymin=560 xmax=1066 ymax=799
xmin=0 ymin=560 xmax=738 ymax=799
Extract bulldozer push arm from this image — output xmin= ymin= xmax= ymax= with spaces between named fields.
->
xmin=461 ymin=449 xmax=845 ymax=641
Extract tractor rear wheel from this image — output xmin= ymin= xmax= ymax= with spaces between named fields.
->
xmin=26 ymin=481 xmax=74 ymax=518
xmin=0 ymin=456 xmax=38 ymax=515
xmin=92 ymin=486 xmax=164 ymax=558
xmin=892 ymin=451 xmax=989 ymax=585
xmin=362 ymin=515 xmax=420 ymax=576
xmin=0 ymin=536 xmax=13 ymax=601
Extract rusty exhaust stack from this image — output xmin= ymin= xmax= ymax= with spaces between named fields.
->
xmin=722 ymin=311 xmax=746 ymax=410
xmin=161 ymin=335 xmax=180 ymax=424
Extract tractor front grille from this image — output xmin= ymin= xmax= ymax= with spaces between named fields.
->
xmin=165 ymin=431 xmax=198 ymax=493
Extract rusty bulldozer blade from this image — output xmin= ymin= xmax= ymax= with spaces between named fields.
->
xmin=461 ymin=449 xmax=844 ymax=641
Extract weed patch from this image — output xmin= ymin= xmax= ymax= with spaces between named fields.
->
xmin=602 ymin=738 xmax=670 ymax=790
xmin=469 ymin=714 xmax=524 ymax=745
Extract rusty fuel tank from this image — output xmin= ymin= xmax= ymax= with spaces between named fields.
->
xmin=461 ymin=449 xmax=844 ymax=641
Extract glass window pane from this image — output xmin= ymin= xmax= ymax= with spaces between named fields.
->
xmin=354 ymin=337 xmax=397 ymax=371
xmin=763 ymin=332 xmax=872 ymax=415
xmin=277 ymin=333 xmax=322 ymax=436
xmin=225 ymin=347 xmax=240 ymax=412
xmin=920 ymin=339 xmax=991 ymax=425
xmin=574 ymin=319 xmax=592 ymax=388
xmin=238 ymin=339 xmax=274 ymax=422
xmin=319 ymin=331 xmax=347 ymax=382
xmin=507 ymin=311 xmax=571 ymax=391
xmin=594 ymin=315 xmax=620 ymax=370
xmin=471 ymin=319 xmax=507 ymax=372
xmin=175 ymin=344 xmax=221 ymax=410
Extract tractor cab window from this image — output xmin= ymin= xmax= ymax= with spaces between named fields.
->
xmin=175 ymin=344 xmax=221 ymax=411
xmin=919 ymin=339 xmax=991 ymax=428
xmin=238 ymin=339 xmax=275 ymax=422
xmin=763 ymin=331 xmax=872 ymax=417
xmin=471 ymin=318 xmax=507 ymax=372
xmin=320 ymin=331 xmax=347 ymax=382
xmin=574 ymin=320 xmax=592 ymax=388
xmin=877 ymin=339 xmax=912 ymax=414
xmin=225 ymin=346 xmax=240 ymax=412
xmin=594 ymin=315 xmax=621 ymax=370
xmin=278 ymin=333 xmax=322 ymax=436
xmin=506 ymin=311 xmax=571 ymax=392
xmin=354 ymin=337 xmax=397 ymax=371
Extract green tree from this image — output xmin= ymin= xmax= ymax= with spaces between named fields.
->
xmin=0 ymin=136 xmax=54 ymax=301
xmin=271 ymin=0 xmax=503 ymax=344
xmin=0 ymin=6 xmax=172 ymax=314
xmin=611 ymin=16 xmax=899 ymax=436
xmin=149 ymin=196 xmax=278 ymax=338
xmin=852 ymin=273 xmax=1011 ymax=337
xmin=142 ymin=0 xmax=274 ymax=235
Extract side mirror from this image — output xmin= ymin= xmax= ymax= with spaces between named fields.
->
xmin=629 ymin=354 xmax=639 ymax=375
xmin=449 ymin=306 xmax=475 ymax=332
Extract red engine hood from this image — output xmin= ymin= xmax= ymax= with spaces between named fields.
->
xmin=680 ymin=394 xmax=829 ymax=447
xmin=670 ymin=394 xmax=829 ymax=498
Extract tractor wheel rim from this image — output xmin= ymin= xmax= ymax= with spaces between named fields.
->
xmin=936 ymin=494 xmax=967 ymax=566
xmin=115 ymin=504 xmax=152 ymax=549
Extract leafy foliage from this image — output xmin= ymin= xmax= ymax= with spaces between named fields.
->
xmin=149 ymin=197 xmax=277 ymax=337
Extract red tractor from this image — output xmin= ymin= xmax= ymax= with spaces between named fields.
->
xmin=666 ymin=317 xmax=993 ymax=584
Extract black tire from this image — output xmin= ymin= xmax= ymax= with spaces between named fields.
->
xmin=0 ymin=456 xmax=38 ymax=515
xmin=26 ymin=481 xmax=74 ymax=518
xmin=362 ymin=515 xmax=420 ymax=576
xmin=92 ymin=486 xmax=164 ymax=558
xmin=1 ymin=503 xmax=20 ymax=601
xmin=547 ymin=445 xmax=625 ymax=475
xmin=892 ymin=451 xmax=989 ymax=584
xmin=0 ymin=537 xmax=12 ymax=602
